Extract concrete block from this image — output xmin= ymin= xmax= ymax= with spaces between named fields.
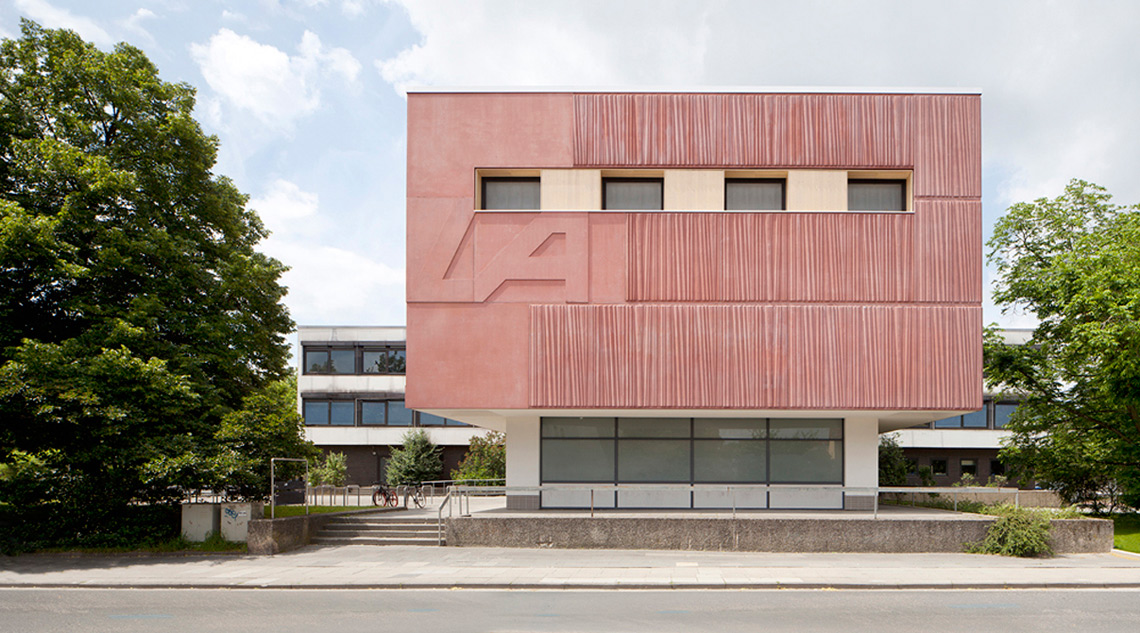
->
xmin=221 ymin=502 xmax=264 ymax=542
xmin=181 ymin=503 xmax=220 ymax=542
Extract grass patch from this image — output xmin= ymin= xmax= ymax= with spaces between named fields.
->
xmin=263 ymin=505 xmax=374 ymax=518
xmin=28 ymin=531 xmax=246 ymax=555
xmin=1113 ymin=514 xmax=1140 ymax=553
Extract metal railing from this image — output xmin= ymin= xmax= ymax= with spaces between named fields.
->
xmin=441 ymin=483 xmax=1035 ymax=521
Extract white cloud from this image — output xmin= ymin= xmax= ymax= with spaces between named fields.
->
xmin=249 ymin=179 xmax=320 ymax=233
xmin=14 ymin=0 xmax=112 ymax=46
xmin=120 ymin=8 xmax=157 ymax=46
xmin=375 ymin=0 xmax=711 ymax=94
xmin=341 ymin=0 xmax=368 ymax=16
xmin=263 ymin=241 xmax=405 ymax=325
xmin=221 ymin=10 xmax=246 ymax=22
xmin=190 ymin=28 xmax=360 ymax=129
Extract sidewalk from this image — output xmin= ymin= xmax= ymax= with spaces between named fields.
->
xmin=3 ymin=545 xmax=1140 ymax=590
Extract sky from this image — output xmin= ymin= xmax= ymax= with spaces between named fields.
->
xmin=2 ymin=0 xmax=1139 ymax=333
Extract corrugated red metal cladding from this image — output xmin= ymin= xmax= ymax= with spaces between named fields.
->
xmin=530 ymin=303 xmax=982 ymax=410
xmin=572 ymin=93 xmax=981 ymax=197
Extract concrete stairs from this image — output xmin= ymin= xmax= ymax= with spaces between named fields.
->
xmin=312 ymin=514 xmax=443 ymax=546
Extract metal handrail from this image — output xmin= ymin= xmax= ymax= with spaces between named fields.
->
xmin=436 ymin=486 xmax=455 ymax=545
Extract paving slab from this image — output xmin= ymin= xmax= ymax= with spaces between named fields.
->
xmin=2 ymin=545 xmax=1140 ymax=590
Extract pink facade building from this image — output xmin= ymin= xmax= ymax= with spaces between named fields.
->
xmin=407 ymin=89 xmax=982 ymax=509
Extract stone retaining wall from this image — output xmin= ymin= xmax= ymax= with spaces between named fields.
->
xmin=445 ymin=516 xmax=1113 ymax=554
xmin=247 ymin=507 xmax=400 ymax=555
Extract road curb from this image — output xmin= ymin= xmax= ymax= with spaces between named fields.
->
xmin=4 ymin=582 xmax=1140 ymax=591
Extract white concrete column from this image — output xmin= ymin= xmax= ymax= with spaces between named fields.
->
xmin=505 ymin=415 xmax=541 ymax=509
xmin=844 ymin=416 xmax=880 ymax=510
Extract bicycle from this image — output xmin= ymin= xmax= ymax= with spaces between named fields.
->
xmin=371 ymin=483 xmax=398 ymax=507
xmin=404 ymin=484 xmax=426 ymax=509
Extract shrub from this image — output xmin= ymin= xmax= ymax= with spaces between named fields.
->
xmin=451 ymin=431 xmax=505 ymax=484
xmin=386 ymin=429 xmax=442 ymax=486
xmin=966 ymin=505 xmax=1053 ymax=557
xmin=878 ymin=433 xmax=908 ymax=486
xmin=310 ymin=452 xmax=347 ymax=486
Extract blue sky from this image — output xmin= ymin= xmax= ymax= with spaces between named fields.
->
xmin=3 ymin=0 xmax=1139 ymax=332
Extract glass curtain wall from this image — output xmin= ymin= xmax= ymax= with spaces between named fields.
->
xmin=541 ymin=417 xmax=843 ymax=485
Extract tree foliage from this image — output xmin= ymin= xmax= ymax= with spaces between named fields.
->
xmin=386 ymin=429 xmax=443 ymax=486
xmin=878 ymin=433 xmax=909 ymax=487
xmin=450 ymin=431 xmax=505 ymax=484
xmin=0 ymin=21 xmax=298 ymax=540
xmin=986 ymin=179 xmax=1140 ymax=509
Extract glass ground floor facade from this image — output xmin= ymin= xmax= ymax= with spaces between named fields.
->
xmin=535 ymin=419 xmax=848 ymax=513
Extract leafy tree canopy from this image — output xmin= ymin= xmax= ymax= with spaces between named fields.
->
xmin=0 ymin=21 xmax=299 ymax=537
xmin=878 ymin=433 xmax=908 ymax=487
xmin=386 ymin=429 xmax=443 ymax=486
xmin=450 ymin=431 xmax=504 ymax=484
xmin=986 ymin=179 xmax=1140 ymax=508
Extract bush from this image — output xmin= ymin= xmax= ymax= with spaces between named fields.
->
xmin=966 ymin=505 xmax=1053 ymax=557
xmin=878 ymin=433 xmax=908 ymax=486
xmin=310 ymin=452 xmax=347 ymax=486
xmin=451 ymin=431 xmax=505 ymax=484
xmin=386 ymin=429 xmax=442 ymax=486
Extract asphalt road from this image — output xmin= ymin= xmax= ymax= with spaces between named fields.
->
xmin=3 ymin=588 xmax=1139 ymax=632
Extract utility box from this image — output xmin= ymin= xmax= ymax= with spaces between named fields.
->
xmin=181 ymin=503 xmax=220 ymax=542
xmin=220 ymin=502 xmax=263 ymax=542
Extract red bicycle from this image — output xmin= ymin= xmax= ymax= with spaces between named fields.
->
xmin=371 ymin=483 xmax=398 ymax=507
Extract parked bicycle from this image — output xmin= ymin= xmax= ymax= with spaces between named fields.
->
xmin=371 ymin=482 xmax=398 ymax=507
xmin=404 ymin=483 xmax=426 ymax=509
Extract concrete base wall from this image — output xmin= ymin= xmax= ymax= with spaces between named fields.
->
xmin=247 ymin=508 xmax=401 ymax=555
xmin=445 ymin=516 xmax=1113 ymax=554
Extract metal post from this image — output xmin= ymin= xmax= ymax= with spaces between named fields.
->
xmin=1015 ymin=489 xmax=1020 ymax=508
xmin=270 ymin=459 xmax=276 ymax=519
xmin=874 ymin=487 xmax=879 ymax=519
xmin=590 ymin=488 xmax=595 ymax=518
xmin=731 ymin=486 xmax=736 ymax=520
xmin=954 ymin=490 xmax=958 ymax=512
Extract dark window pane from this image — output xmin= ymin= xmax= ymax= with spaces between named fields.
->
xmin=617 ymin=440 xmax=690 ymax=482
xmin=541 ymin=439 xmax=615 ymax=482
xmin=328 ymin=349 xmax=355 ymax=374
xmin=617 ymin=418 xmax=689 ymax=438
xmin=483 ymin=177 xmax=540 ymax=210
xmin=419 ymin=412 xmax=446 ymax=426
xmin=362 ymin=350 xmax=386 ymax=374
xmin=360 ymin=401 xmax=385 ymax=425
xmin=388 ymin=349 xmax=406 ymax=374
xmin=694 ymin=440 xmax=767 ymax=482
xmin=329 ymin=401 xmax=355 ymax=426
xmin=934 ymin=415 xmax=962 ymax=428
xmin=694 ymin=418 xmax=766 ymax=439
xmin=848 ymin=180 xmax=906 ymax=211
xmin=768 ymin=419 xmax=842 ymax=439
xmin=303 ymin=401 xmax=328 ymax=425
xmin=603 ymin=179 xmax=662 ymax=210
xmin=961 ymin=459 xmax=977 ymax=476
xmin=445 ymin=418 xmax=471 ymax=427
xmin=304 ymin=350 xmax=330 ymax=374
xmin=725 ymin=179 xmax=784 ymax=210
xmin=994 ymin=404 xmax=1016 ymax=429
xmin=387 ymin=400 xmax=413 ymax=426
xmin=962 ymin=409 xmax=987 ymax=428
xmin=931 ymin=459 xmax=948 ymax=476
xmin=769 ymin=440 xmax=842 ymax=482
xmin=990 ymin=459 xmax=1005 ymax=476
xmin=543 ymin=418 xmax=615 ymax=438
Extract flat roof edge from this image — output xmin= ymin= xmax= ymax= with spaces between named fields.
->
xmin=406 ymin=86 xmax=982 ymax=96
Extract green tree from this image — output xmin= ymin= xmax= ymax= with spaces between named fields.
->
xmin=0 ymin=21 xmax=294 ymax=540
xmin=878 ymin=433 xmax=908 ymax=487
xmin=386 ymin=429 xmax=443 ymax=486
xmin=310 ymin=451 xmax=348 ymax=487
xmin=450 ymin=431 xmax=505 ymax=484
xmin=986 ymin=179 xmax=1140 ymax=509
